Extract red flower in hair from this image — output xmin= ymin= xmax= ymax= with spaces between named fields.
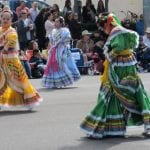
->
xmin=105 ymin=14 xmax=113 ymax=33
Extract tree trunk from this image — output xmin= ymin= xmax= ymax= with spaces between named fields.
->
xmin=74 ymin=0 xmax=78 ymax=13
xmin=105 ymin=0 xmax=109 ymax=12
xmin=74 ymin=0 xmax=82 ymax=21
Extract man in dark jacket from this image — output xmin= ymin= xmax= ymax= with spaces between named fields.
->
xmin=16 ymin=10 xmax=34 ymax=50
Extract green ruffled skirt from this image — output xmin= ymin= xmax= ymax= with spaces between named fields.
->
xmin=80 ymin=58 xmax=150 ymax=138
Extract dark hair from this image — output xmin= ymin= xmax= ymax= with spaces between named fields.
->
xmin=33 ymin=49 xmax=39 ymax=55
xmin=56 ymin=16 xmax=65 ymax=27
xmin=0 ymin=2 xmax=4 ymax=9
xmin=28 ymin=40 xmax=37 ymax=50
xmin=97 ymin=0 xmax=105 ymax=13
xmin=65 ymin=0 xmax=71 ymax=7
xmin=53 ymin=4 xmax=60 ymax=12
xmin=50 ymin=9 xmax=55 ymax=14
xmin=86 ymin=0 xmax=92 ymax=6
xmin=20 ymin=1 xmax=26 ymax=5
xmin=44 ymin=12 xmax=53 ymax=22
xmin=97 ymin=12 xmax=109 ymax=28
xmin=38 ymin=8 xmax=47 ymax=16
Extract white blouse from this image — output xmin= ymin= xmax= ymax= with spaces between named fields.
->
xmin=45 ymin=20 xmax=55 ymax=38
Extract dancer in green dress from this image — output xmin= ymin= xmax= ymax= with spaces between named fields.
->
xmin=80 ymin=12 xmax=150 ymax=138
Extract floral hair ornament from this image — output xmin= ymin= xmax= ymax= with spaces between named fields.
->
xmin=105 ymin=13 xmax=121 ymax=33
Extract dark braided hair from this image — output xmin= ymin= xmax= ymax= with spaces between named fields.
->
xmin=97 ymin=12 xmax=109 ymax=28
xmin=56 ymin=16 xmax=65 ymax=27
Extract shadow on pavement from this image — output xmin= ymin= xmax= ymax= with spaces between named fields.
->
xmin=59 ymin=135 xmax=150 ymax=150
xmin=37 ymin=87 xmax=78 ymax=92
xmin=0 ymin=110 xmax=36 ymax=116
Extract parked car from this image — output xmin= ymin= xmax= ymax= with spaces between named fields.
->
xmin=9 ymin=0 xmax=49 ymax=11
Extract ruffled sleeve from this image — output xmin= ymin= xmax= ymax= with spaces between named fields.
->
xmin=52 ymin=28 xmax=71 ymax=47
xmin=4 ymin=29 xmax=18 ymax=50
xmin=110 ymin=31 xmax=139 ymax=53
xmin=61 ymin=28 xmax=71 ymax=43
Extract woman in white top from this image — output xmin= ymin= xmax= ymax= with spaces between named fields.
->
xmin=44 ymin=12 xmax=55 ymax=38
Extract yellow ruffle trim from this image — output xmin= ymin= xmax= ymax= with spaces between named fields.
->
xmin=100 ymin=59 xmax=109 ymax=83
xmin=100 ymin=49 xmax=132 ymax=83
xmin=5 ymin=32 xmax=18 ymax=48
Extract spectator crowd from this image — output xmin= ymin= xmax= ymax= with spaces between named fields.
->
xmin=0 ymin=0 xmax=147 ymax=78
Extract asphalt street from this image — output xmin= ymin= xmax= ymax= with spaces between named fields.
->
xmin=0 ymin=74 xmax=150 ymax=150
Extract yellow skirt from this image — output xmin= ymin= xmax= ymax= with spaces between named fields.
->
xmin=0 ymin=53 xmax=42 ymax=108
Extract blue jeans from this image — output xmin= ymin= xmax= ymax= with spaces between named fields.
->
xmin=21 ymin=60 xmax=32 ymax=78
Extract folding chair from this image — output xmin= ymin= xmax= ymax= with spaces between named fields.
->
xmin=71 ymin=48 xmax=94 ymax=75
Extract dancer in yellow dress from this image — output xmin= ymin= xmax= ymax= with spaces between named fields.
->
xmin=0 ymin=10 xmax=42 ymax=110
